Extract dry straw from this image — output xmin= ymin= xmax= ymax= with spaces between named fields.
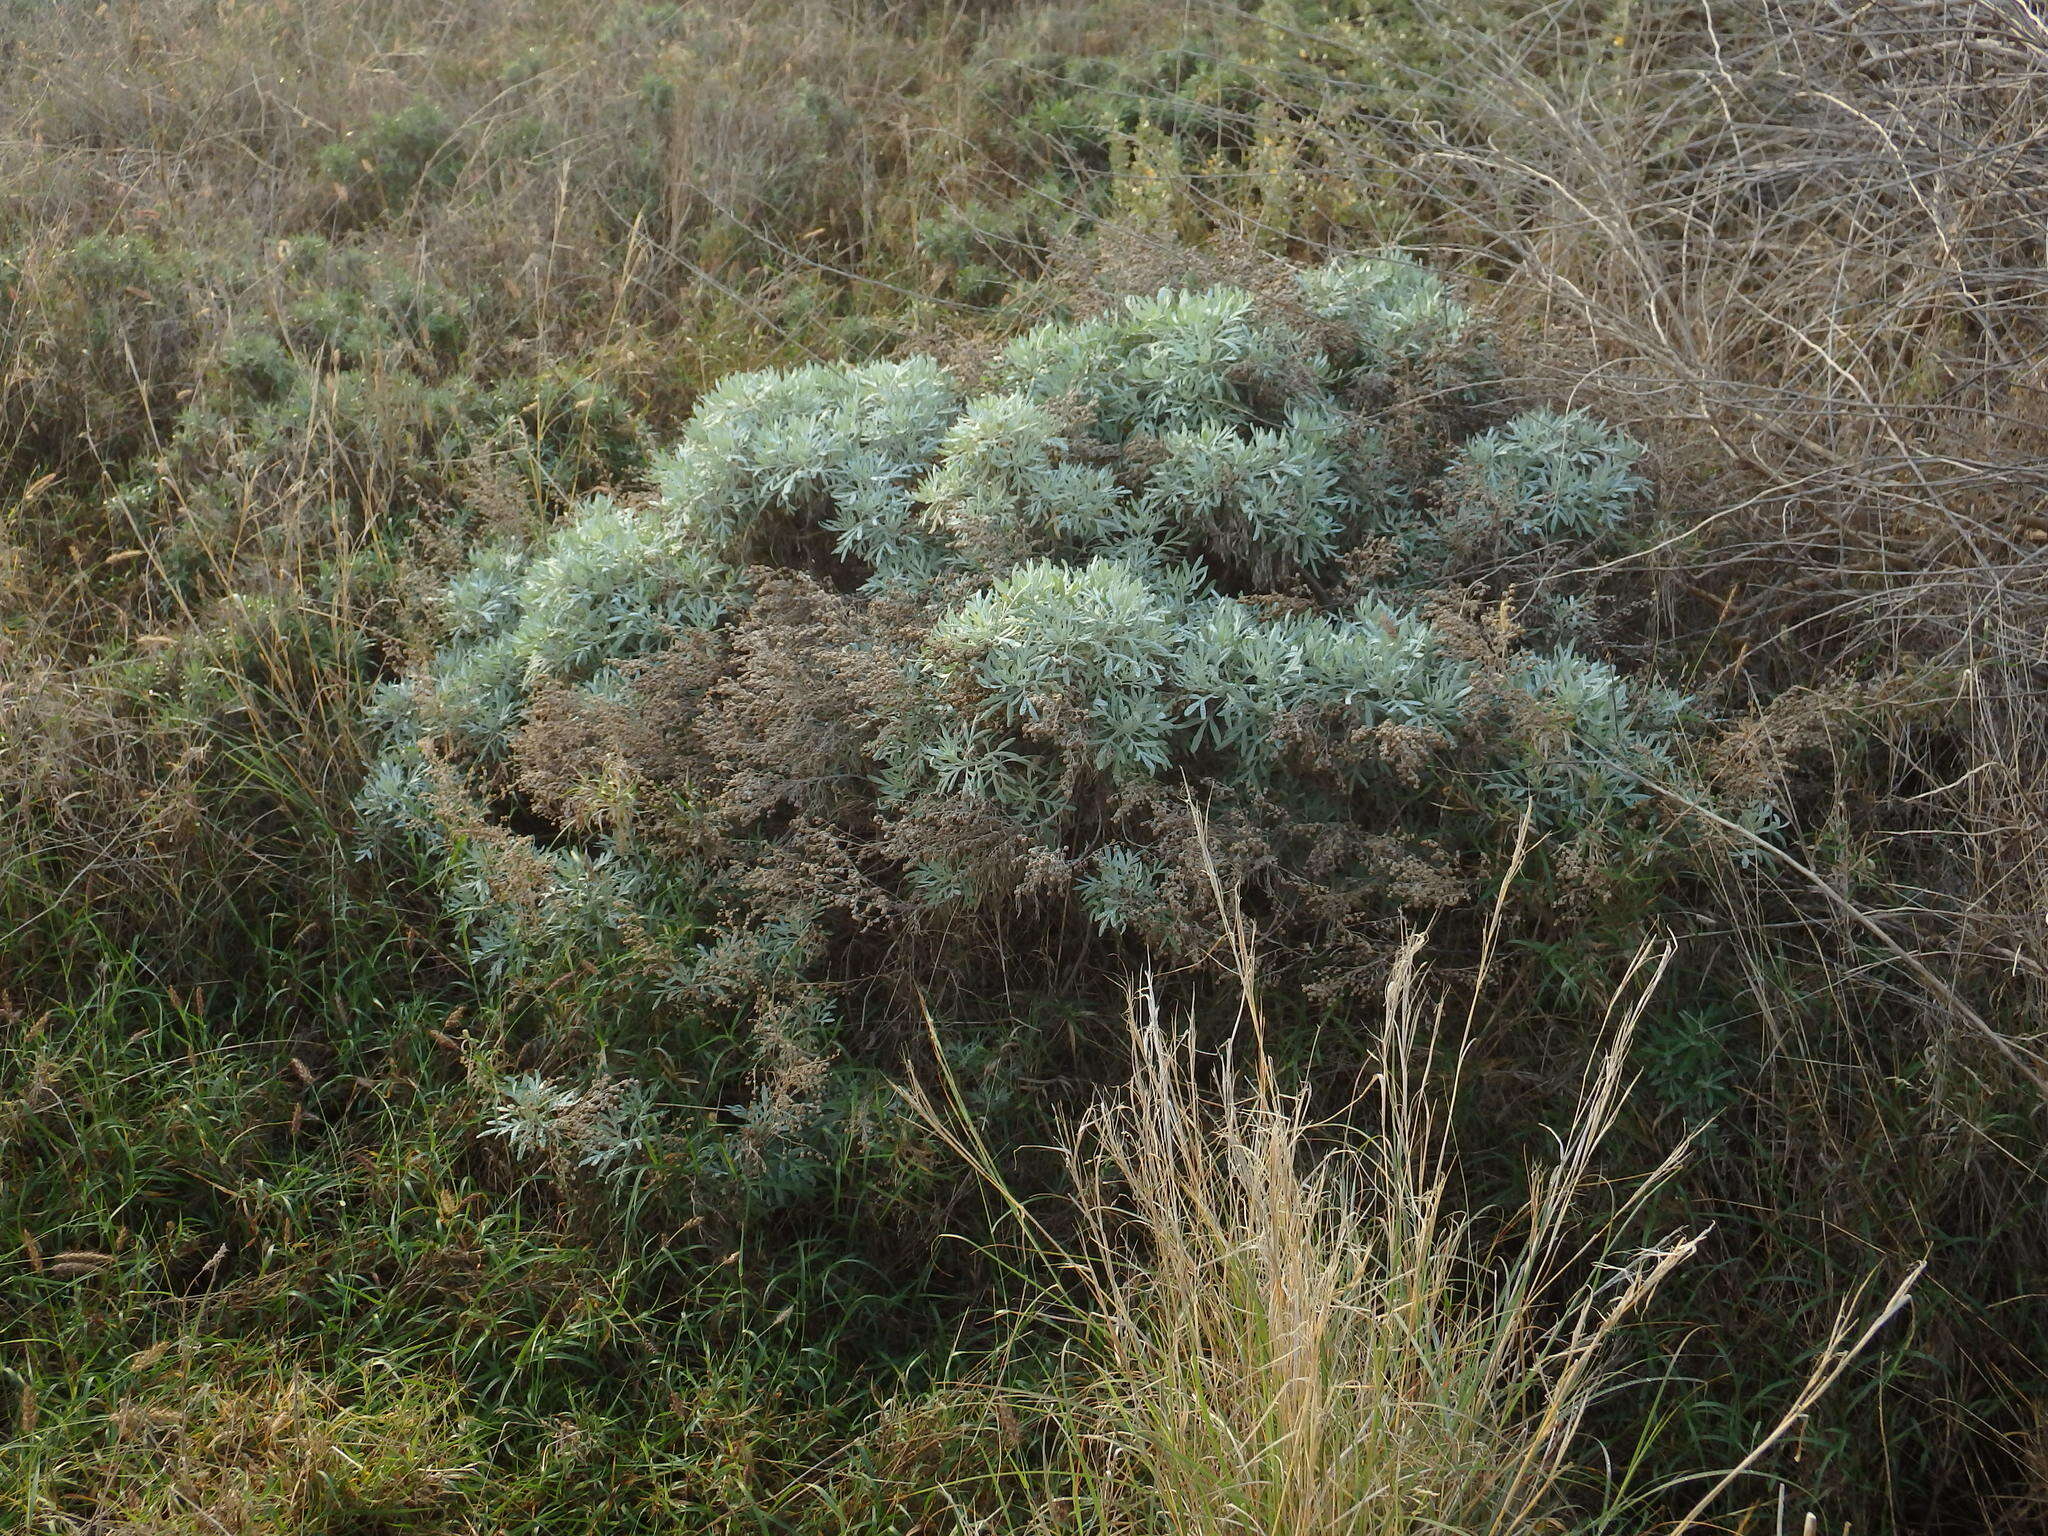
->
xmin=908 ymin=816 xmax=1918 ymax=1534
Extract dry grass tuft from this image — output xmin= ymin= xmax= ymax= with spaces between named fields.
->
xmin=1042 ymin=936 xmax=1697 ymax=1535
xmin=909 ymin=863 xmax=1917 ymax=1535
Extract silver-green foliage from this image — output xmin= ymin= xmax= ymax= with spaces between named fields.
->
xmin=1297 ymin=252 xmax=1480 ymax=375
xmin=1451 ymin=408 xmax=1648 ymax=540
xmin=361 ymin=495 xmax=732 ymax=971
xmin=373 ymin=495 xmax=733 ymax=765
xmin=652 ymin=356 xmax=960 ymax=583
xmin=362 ymin=251 xmax=1700 ymax=971
xmin=633 ymin=251 xmax=1515 ymax=589
xmin=872 ymin=555 xmax=1682 ymax=839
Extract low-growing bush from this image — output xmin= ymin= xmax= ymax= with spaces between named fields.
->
xmin=316 ymin=102 xmax=467 ymax=229
xmin=359 ymin=253 xmax=1773 ymax=1180
xmin=0 ymin=233 xmax=207 ymax=476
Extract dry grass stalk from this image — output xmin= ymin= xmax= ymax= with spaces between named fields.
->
xmin=905 ymin=810 xmax=1923 ymax=1534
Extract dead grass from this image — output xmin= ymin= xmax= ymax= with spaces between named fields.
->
xmin=906 ymin=844 xmax=1919 ymax=1535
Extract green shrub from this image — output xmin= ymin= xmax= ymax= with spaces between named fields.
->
xmin=1445 ymin=406 xmax=1649 ymax=542
xmin=316 ymin=102 xmax=466 ymax=227
xmin=0 ymin=234 xmax=207 ymax=476
xmin=85 ymin=235 xmax=647 ymax=611
xmin=482 ymin=370 xmax=647 ymax=501
xmin=218 ymin=330 xmax=298 ymax=403
xmin=359 ymin=253 xmax=1755 ymax=1183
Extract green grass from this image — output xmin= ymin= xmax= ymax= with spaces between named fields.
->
xmin=0 ymin=940 xmax=968 ymax=1532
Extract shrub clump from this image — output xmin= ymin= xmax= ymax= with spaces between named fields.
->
xmin=0 ymin=234 xmax=208 ymax=476
xmin=363 ymin=253 xmax=1757 ymax=1148
xmin=316 ymin=102 xmax=467 ymax=227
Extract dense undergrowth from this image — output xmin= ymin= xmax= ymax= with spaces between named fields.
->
xmin=4 ymin=1 xmax=2046 ymax=1532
